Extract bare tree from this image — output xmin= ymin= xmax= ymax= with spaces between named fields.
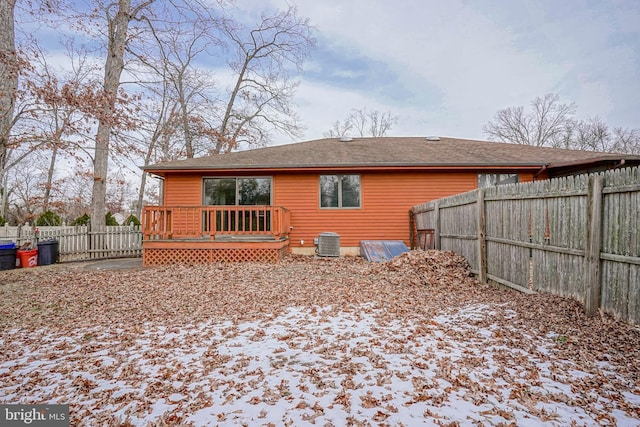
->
xmin=613 ymin=127 xmax=640 ymax=154
xmin=138 ymin=16 xmax=221 ymax=159
xmin=371 ymin=110 xmax=397 ymax=137
xmin=485 ymin=95 xmax=640 ymax=154
xmin=128 ymin=11 xmax=218 ymax=215
xmin=219 ymin=6 xmax=316 ymax=150
xmin=0 ymin=0 xmax=18 ymax=213
xmin=130 ymin=75 xmax=179 ymax=217
xmin=484 ymin=93 xmax=576 ymax=147
xmin=5 ymin=157 xmax=46 ymax=224
xmin=125 ymin=3 xmax=314 ymax=213
xmin=567 ymin=117 xmax=640 ymax=154
xmin=0 ymin=1 xmax=67 ymax=218
xmin=170 ymin=41 xmax=208 ymax=159
xmin=570 ymin=116 xmax=611 ymax=152
xmin=349 ymin=109 xmax=369 ymax=137
xmin=7 ymin=1 xmax=314 ymax=222
xmin=0 ymin=0 xmax=17 ymax=154
xmin=324 ymin=108 xmax=398 ymax=138
xmin=90 ymin=0 xmax=154 ymax=228
xmin=0 ymin=44 xmax=57 ymax=218
xmin=50 ymin=168 xmax=93 ymax=222
xmin=323 ymin=119 xmax=354 ymax=139
xmin=22 ymin=42 xmax=99 ymax=211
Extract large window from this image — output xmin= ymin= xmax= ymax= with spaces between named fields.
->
xmin=203 ymin=177 xmax=272 ymax=205
xmin=202 ymin=177 xmax=273 ymax=233
xmin=478 ymin=173 xmax=518 ymax=188
xmin=320 ymin=174 xmax=361 ymax=208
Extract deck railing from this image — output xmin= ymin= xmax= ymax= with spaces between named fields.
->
xmin=142 ymin=206 xmax=291 ymax=240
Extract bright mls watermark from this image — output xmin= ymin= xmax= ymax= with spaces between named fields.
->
xmin=0 ymin=405 xmax=69 ymax=426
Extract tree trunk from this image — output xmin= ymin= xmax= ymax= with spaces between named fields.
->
xmin=137 ymin=134 xmax=156 ymax=217
xmin=136 ymin=171 xmax=147 ymax=218
xmin=1 ymin=173 xmax=8 ymax=219
xmin=90 ymin=0 xmax=132 ymax=228
xmin=43 ymin=145 xmax=58 ymax=211
xmin=219 ymin=56 xmax=250 ymax=149
xmin=0 ymin=0 xmax=17 ymax=216
xmin=177 ymin=76 xmax=194 ymax=158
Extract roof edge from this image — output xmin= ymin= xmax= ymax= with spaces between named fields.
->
xmin=143 ymin=163 xmax=548 ymax=174
xmin=547 ymin=156 xmax=632 ymax=169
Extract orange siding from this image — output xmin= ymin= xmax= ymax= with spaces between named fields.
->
xmin=164 ymin=174 xmax=202 ymax=205
xmin=275 ymin=171 xmax=478 ymax=248
xmin=519 ymin=171 xmax=535 ymax=183
xmin=162 ymin=174 xmax=204 ymax=232
xmin=159 ymin=170 xmax=535 ymax=249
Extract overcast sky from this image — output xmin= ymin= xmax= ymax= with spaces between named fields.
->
xmin=23 ymin=1 xmax=640 ymax=146
xmin=255 ymin=0 xmax=640 ymax=144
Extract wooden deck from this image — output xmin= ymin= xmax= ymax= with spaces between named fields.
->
xmin=141 ymin=206 xmax=291 ymax=265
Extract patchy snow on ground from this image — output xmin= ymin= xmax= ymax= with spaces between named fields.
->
xmin=2 ymin=302 xmax=639 ymax=426
xmin=1 ymin=252 xmax=639 ymax=425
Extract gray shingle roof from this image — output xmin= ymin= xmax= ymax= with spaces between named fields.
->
xmin=143 ymin=137 xmax=640 ymax=172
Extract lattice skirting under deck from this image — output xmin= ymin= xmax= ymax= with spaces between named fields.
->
xmin=143 ymin=246 xmax=288 ymax=266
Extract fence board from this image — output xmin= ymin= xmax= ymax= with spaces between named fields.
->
xmin=629 ymin=265 xmax=640 ymax=326
xmin=412 ymin=165 xmax=640 ymax=326
xmin=437 ymin=191 xmax=478 ymax=271
xmin=585 ymin=176 xmax=604 ymax=314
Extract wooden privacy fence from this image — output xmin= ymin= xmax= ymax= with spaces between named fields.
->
xmin=412 ymin=166 xmax=640 ymax=325
xmin=0 ymin=225 xmax=142 ymax=262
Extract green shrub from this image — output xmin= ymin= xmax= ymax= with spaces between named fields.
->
xmin=0 ymin=215 xmax=5 ymax=226
xmin=36 ymin=210 xmax=62 ymax=226
xmin=71 ymin=213 xmax=90 ymax=226
xmin=70 ymin=213 xmax=122 ymax=226
xmin=105 ymin=212 xmax=119 ymax=226
xmin=124 ymin=214 xmax=141 ymax=226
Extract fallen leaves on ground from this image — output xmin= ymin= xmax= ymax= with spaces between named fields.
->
xmin=0 ymin=251 xmax=639 ymax=426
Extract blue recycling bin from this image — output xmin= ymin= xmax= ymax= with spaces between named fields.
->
xmin=0 ymin=244 xmax=16 ymax=270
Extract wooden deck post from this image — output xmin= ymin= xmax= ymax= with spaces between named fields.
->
xmin=477 ymin=189 xmax=487 ymax=285
xmin=584 ymin=175 xmax=604 ymax=316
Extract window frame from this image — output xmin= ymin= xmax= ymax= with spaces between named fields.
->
xmin=319 ymin=174 xmax=362 ymax=209
xmin=202 ymin=176 xmax=273 ymax=206
xmin=477 ymin=173 xmax=519 ymax=188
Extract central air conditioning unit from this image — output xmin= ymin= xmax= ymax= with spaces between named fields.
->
xmin=317 ymin=232 xmax=340 ymax=257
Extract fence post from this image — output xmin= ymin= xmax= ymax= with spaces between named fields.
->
xmin=477 ymin=189 xmax=487 ymax=284
xmin=584 ymin=175 xmax=604 ymax=316
xmin=434 ymin=201 xmax=441 ymax=250
xmin=409 ymin=210 xmax=416 ymax=249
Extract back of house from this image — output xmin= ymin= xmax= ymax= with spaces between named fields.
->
xmin=141 ymin=136 xmax=640 ymax=265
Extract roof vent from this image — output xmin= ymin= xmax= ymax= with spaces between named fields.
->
xmin=339 ymin=136 xmax=354 ymax=142
xmin=425 ymin=136 xmax=441 ymax=141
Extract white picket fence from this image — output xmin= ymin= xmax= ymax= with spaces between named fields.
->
xmin=0 ymin=225 xmax=142 ymax=262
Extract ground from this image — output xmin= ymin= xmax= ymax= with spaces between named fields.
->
xmin=0 ymin=251 xmax=639 ymax=426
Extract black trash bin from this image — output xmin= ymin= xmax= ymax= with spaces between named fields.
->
xmin=0 ymin=244 xmax=17 ymax=270
xmin=37 ymin=239 xmax=59 ymax=266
